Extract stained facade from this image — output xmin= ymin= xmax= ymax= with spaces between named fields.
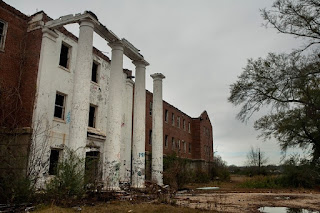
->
xmin=0 ymin=0 xmax=214 ymax=188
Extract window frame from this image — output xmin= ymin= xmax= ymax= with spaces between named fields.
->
xmin=164 ymin=109 xmax=168 ymax=123
xmin=48 ymin=149 xmax=61 ymax=175
xmin=54 ymin=92 xmax=66 ymax=120
xmin=149 ymin=101 xmax=153 ymax=116
xmin=59 ymin=42 xmax=72 ymax=70
xmin=177 ymin=116 xmax=180 ymax=128
xmin=0 ymin=19 xmax=8 ymax=52
xmin=91 ymin=61 xmax=99 ymax=84
xmin=88 ymin=104 xmax=97 ymax=128
xmin=171 ymin=137 xmax=175 ymax=150
xmin=164 ymin=135 xmax=168 ymax=149
xmin=188 ymin=122 xmax=191 ymax=133
xmin=172 ymin=113 xmax=175 ymax=126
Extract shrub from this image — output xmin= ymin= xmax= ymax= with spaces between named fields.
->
xmin=45 ymin=148 xmax=85 ymax=205
xmin=0 ymin=174 xmax=34 ymax=204
xmin=239 ymin=175 xmax=282 ymax=189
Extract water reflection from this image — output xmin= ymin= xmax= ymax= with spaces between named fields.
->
xmin=259 ymin=207 xmax=320 ymax=213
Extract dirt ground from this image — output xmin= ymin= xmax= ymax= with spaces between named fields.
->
xmin=175 ymin=175 xmax=320 ymax=212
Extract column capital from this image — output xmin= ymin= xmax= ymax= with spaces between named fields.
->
xmin=108 ymin=40 xmax=124 ymax=51
xmin=79 ymin=18 xmax=95 ymax=29
xmin=151 ymin=73 xmax=165 ymax=80
xmin=42 ymin=27 xmax=59 ymax=40
xmin=126 ymin=79 xmax=135 ymax=87
xmin=133 ymin=60 xmax=149 ymax=67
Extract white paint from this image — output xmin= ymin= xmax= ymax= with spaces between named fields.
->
xmin=120 ymin=78 xmax=134 ymax=183
xmin=103 ymin=41 xmax=124 ymax=190
xmin=151 ymin=73 xmax=165 ymax=186
xmin=132 ymin=61 xmax=147 ymax=188
xmin=30 ymin=24 xmax=112 ymax=188
xmin=69 ymin=19 xmax=94 ymax=157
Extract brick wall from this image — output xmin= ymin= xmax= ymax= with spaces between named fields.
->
xmin=0 ymin=0 xmax=42 ymax=128
xmin=145 ymin=91 xmax=213 ymax=162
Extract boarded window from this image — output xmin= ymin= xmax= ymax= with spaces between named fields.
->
xmin=49 ymin=149 xmax=60 ymax=175
xmin=0 ymin=20 xmax=8 ymax=51
xmin=88 ymin=105 xmax=97 ymax=128
xmin=91 ymin=61 xmax=98 ymax=83
xmin=54 ymin=93 xmax=66 ymax=119
xmin=59 ymin=43 xmax=71 ymax=68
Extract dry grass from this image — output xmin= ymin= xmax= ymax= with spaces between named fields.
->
xmin=34 ymin=201 xmax=212 ymax=213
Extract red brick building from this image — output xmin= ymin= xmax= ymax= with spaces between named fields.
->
xmin=0 ymin=1 xmax=214 ymax=181
xmin=145 ymin=90 xmax=214 ymax=162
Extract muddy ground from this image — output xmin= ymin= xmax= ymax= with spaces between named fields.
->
xmin=175 ymin=175 xmax=320 ymax=212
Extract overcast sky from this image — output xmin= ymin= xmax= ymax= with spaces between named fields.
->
xmin=8 ymin=0 xmax=309 ymax=166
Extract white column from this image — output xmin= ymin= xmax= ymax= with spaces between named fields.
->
xmin=151 ymin=73 xmax=165 ymax=185
xmin=132 ymin=60 xmax=148 ymax=188
xmin=69 ymin=19 xmax=95 ymax=157
xmin=103 ymin=41 xmax=124 ymax=190
xmin=120 ymin=78 xmax=134 ymax=183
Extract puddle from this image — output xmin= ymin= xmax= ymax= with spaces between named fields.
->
xmin=259 ymin=207 xmax=320 ymax=213
xmin=196 ymin=187 xmax=219 ymax=190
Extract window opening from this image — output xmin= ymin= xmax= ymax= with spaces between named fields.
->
xmin=59 ymin=43 xmax=70 ymax=68
xmin=88 ymin=105 xmax=97 ymax=128
xmin=54 ymin=93 xmax=66 ymax=119
xmin=91 ymin=61 xmax=98 ymax=83
xmin=49 ymin=149 xmax=60 ymax=175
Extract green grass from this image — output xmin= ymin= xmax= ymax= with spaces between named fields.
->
xmin=238 ymin=176 xmax=283 ymax=189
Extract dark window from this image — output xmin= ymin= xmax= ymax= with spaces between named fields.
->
xmin=88 ymin=105 xmax=96 ymax=128
xmin=149 ymin=102 xmax=153 ymax=116
xmin=0 ymin=20 xmax=7 ymax=50
xmin=177 ymin=117 xmax=180 ymax=128
xmin=172 ymin=113 xmax=175 ymax=126
xmin=188 ymin=143 xmax=192 ymax=153
xmin=91 ymin=62 xmax=98 ymax=83
xmin=183 ymin=119 xmax=186 ymax=130
xmin=59 ymin=43 xmax=70 ymax=68
xmin=172 ymin=137 xmax=175 ymax=150
xmin=49 ymin=149 xmax=60 ymax=175
xmin=164 ymin=110 xmax=168 ymax=122
xmin=54 ymin=93 xmax=66 ymax=119
xmin=164 ymin=135 xmax=168 ymax=148
xmin=149 ymin=130 xmax=152 ymax=145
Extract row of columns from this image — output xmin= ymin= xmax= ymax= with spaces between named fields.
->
xmin=68 ymin=18 xmax=165 ymax=190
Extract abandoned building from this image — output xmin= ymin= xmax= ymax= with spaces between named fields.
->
xmin=0 ymin=0 xmax=214 ymax=190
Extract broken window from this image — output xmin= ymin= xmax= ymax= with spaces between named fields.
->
xmin=164 ymin=109 xmax=168 ymax=122
xmin=54 ymin=92 xmax=66 ymax=119
xmin=88 ymin=105 xmax=97 ymax=128
xmin=91 ymin=61 xmax=99 ymax=83
xmin=49 ymin=149 xmax=60 ymax=175
xmin=0 ymin=20 xmax=8 ymax=51
xmin=188 ymin=143 xmax=192 ymax=153
xmin=149 ymin=102 xmax=153 ymax=116
xmin=149 ymin=130 xmax=152 ymax=145
xmin=59 ymin=42 xmax=71 ymax=69
xmin=164 ymin=135 xmax=168 ymax=148
xmin=172 ymin=137 xmax=175 ymax=150
xmin=172 ymin=113 xmax=175 ymax=126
